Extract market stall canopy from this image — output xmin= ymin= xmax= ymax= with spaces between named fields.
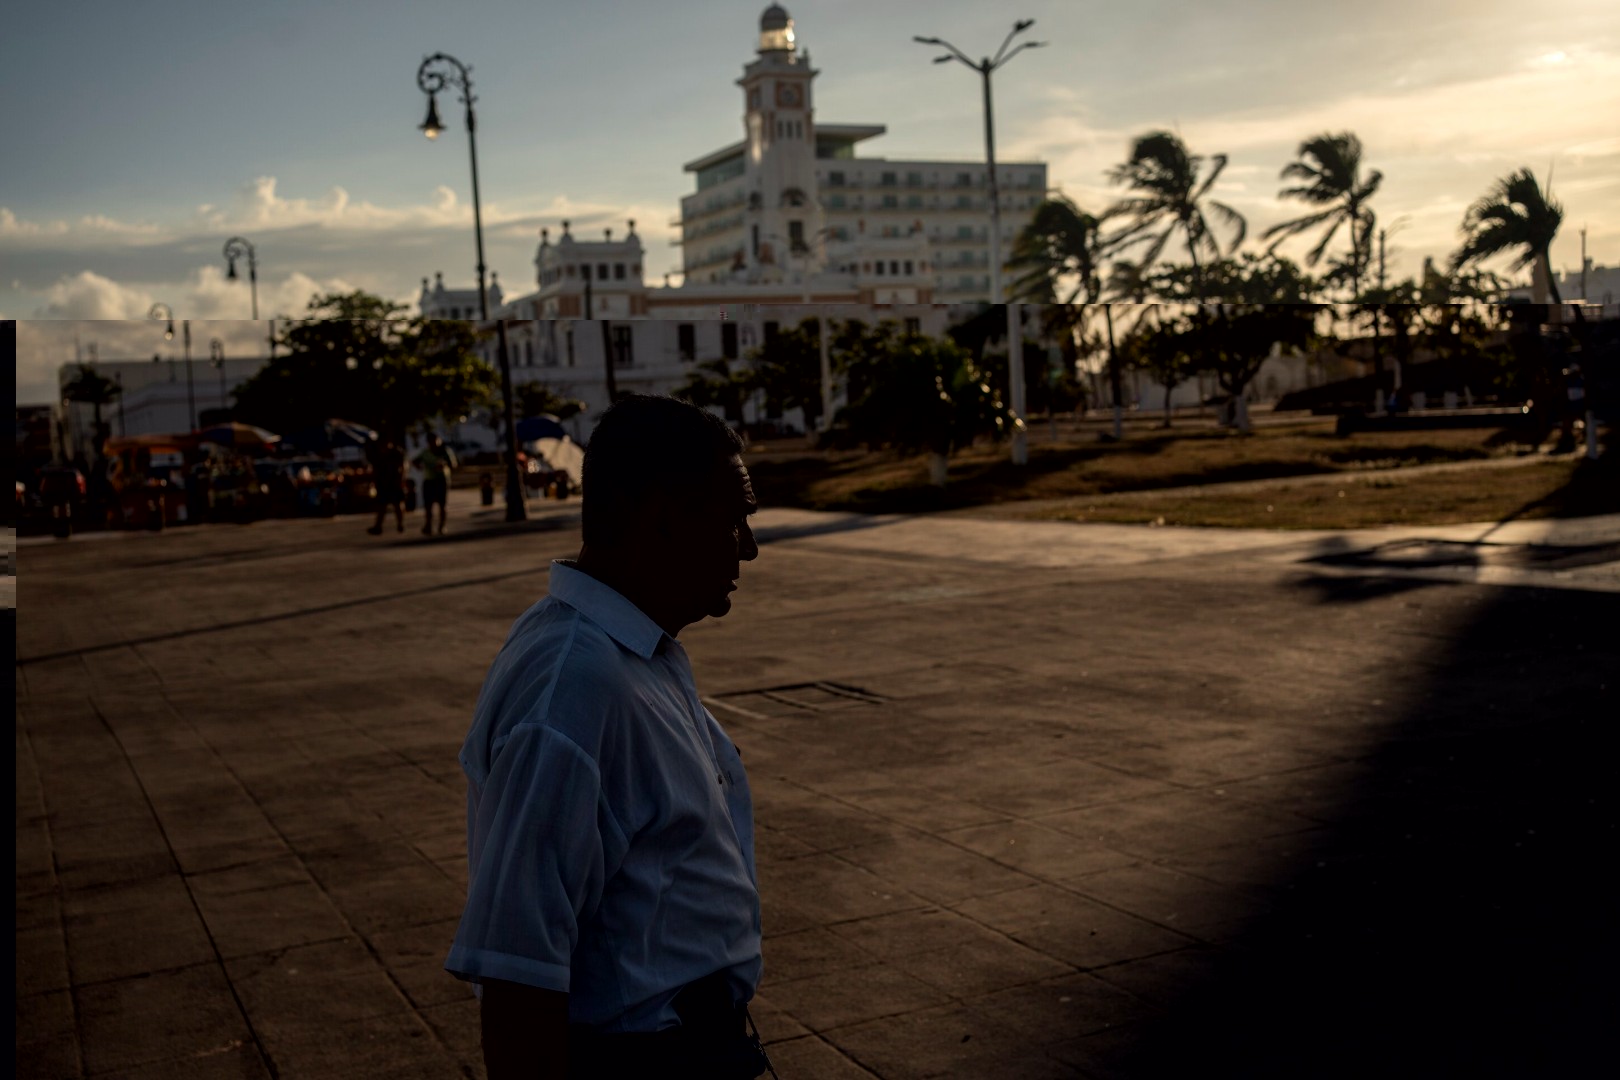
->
xmin=528 ymin=435 xmax=584 ymax=487
xmin=105 ymin=432 xmax=198 ymax=453
xmin=279 ymin=419 xmax=377 ymax=453
xmin=197 ymin=422 xmax=280 ymax=452
xmin=515 ymin=415 xmax=568 ymax=442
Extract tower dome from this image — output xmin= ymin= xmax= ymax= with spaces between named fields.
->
xmin=758 ymin=5 xmax=795 ymax=53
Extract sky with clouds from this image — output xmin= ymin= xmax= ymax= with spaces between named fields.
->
xmin=9 ymin=0 xmax=1619 ymax=404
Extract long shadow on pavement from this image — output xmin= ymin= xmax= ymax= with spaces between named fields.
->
xmin=1101 ymin=576 xmax=1618 ymax=1078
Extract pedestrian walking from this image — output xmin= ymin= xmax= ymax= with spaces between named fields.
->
xmin=414 ymin=433 xmax=458 ymax=535
xmin=445 ymin=395 xmax=769 ymax=1080
xmin=366 ymin=438 xmax=407 ymax=535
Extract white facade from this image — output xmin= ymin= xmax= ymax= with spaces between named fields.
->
xmin=56 ymin=356 xmax=266 ymax=461
xmin=676 ymin=6 xmax=1045 ymax=305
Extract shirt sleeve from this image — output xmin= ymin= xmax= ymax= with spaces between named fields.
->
xmin=445 ymin=724 xmax=626 ymax=992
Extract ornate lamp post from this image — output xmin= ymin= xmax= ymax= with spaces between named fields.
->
xmin=210 ymin=338 xmax=229 ymax=414
xmin=223 ymin=237 xmax=259 ymax=320
xmin=416 ymin=51 xmax=525 ymax=522
xmin=914 ymin=20 xmax=1044 ymax=464
xmin=149 ymin=302 xmax=196 ymax=431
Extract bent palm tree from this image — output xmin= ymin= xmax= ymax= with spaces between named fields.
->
xmin=1007 ymin=196 xmax=1108 ymax=304
xmin=1262 ymin=132 xmax=1381 ymax=301
xmin=1105 ymin=131 xmax=1247 ymax=300
xmin=62 ymin=364 xmax=123 ymax=448
xmin=1451 ymin=167 xmax=1564 ymax=304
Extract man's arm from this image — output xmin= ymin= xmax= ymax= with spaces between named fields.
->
xmin=480 ymin=979 xmax=570 ymax=1080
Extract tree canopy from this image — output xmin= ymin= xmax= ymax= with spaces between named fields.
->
xmin=232 ymin=291 xmax=496 ymax=439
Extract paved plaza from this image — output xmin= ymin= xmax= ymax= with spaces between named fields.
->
xmin=14 ymin=489 xmax=1620 ymax=1078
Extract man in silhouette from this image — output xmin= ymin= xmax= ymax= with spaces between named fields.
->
xmin=413 ymin=433 xmax=458 ymax=535
xmin=446 ymin=395 xmax=767 ymax=1080
xmin=366 ymin=437 xmax=406 ymax=535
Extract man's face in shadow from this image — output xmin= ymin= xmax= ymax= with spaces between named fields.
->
xmin=661 ymin=453 xmax=759 ymax=627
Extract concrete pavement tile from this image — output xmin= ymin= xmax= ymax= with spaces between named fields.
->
xmin=888 ymin=933 xmax=1074 ymax=997
xmin=249 ymin=1006 xmax=463 ymax=1079
xmin=112 ymin=1040 xmax=272 ymax=1079
xmin=827 ymin=906 xmax=992 ymax=960
xmin=963 ymin=759 xmax=1185 ymax=818
xmin=63 ymin=875 xmax=216 ymax=985
xmin=758 ymin=853 xmax=931 ymax=924
xmin=832 ymin=788 xmax=1009 ymax=834
xmin=822 ymin=1000 xmax=1031 ymax=1079
xmin=763 ymin=962 xmax=953 ymax=1033
xmin=75 ymin=963 xmax=253 ymax=1077
xmin=50 ymin=817 xmax=178 ymax=892
xmin=16 ymin=920 xmax=72 ymax=998
xmin=774 ymin=803 xmax=911 ymax=854
xmin=315 ymin=856 xmax=467 ymax=937
xmin=837 ymin=833 xmax=1041 ymax=905
xmin=954 ymin=884 xmax=1194 ymax=970
xmin=1032 ymin=789 xmax=1320 ymax=860
xmin=967 ymin=972 xmax=1145 ymax=1045
xmin=762 ymin=926 xmax=881 ymax=985
xmin=760 ymin=1035 xmax=879 ymax=1079
xmin=1040 ymin=1021 xmax=1152 ymax=1080
xmin=189 ymin=856 xmax=351 ymax=959
xmin=226 ymin=936 xmax=411 ymax=1026
xmin=1086 ymin=946 xmax=1223 ymax=1007
xmin=16 ymin=817 xmax=54 ymax=880
xmin=755 ymin=823 xmax=821 ymax=862
xmin=365 ymin=918 xmax=467 ymax=1010
xmin=1060 ymin=862 xmax=1274 ymax=938
xmin=941 ymin=819 xmax=1139 ymax=880
xmin=417 ymin=998 xmax=484 ymax=1078
xmin=15 ymin=988 xmax=80 ymax=1080
xmin=748 ymin=990 xmax=813 ymax=1045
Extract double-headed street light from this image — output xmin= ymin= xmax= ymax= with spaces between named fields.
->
xmin=149 ymin=302 xmax=197 ymax=431
xmin=915 ymin=19 xmax=1044 ymax=465
xmin=223 ymin=237 xmax=259 ymax=321
xmin=416 ymin=51 xmax=525 ymax=523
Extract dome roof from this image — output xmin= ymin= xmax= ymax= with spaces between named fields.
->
xmin=760 ymin=5 xmax=791 ymax=31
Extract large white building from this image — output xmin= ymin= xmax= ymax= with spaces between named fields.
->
xmin=419 ymin=5 xmax=1051 ymax=442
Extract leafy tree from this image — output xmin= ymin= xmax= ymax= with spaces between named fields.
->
xmin=511 ymin=382 xmax=586 ymax=422
xmin=1121 ymin=310 xmax=1199 ymax=427
xmin=1196 ymin=304 xmax=1319 ymax=431
xmin=233 ymin=291 xmax=496 ymax=440
xmin=62 ymin=364 xmax=122 ymax=448
xmin=1147 ymin=253 xmax=1318 ymax=305
xmin=830 ymin=336 xmax=1015 ymax=487
xmin=675 ymin=358 xmax=749 ymax=424
xmin=1106 ymin=131 xmax=1247 ymax=300
xmin=1355 ymin=280 xmax=1422 ymax=400
xmin=1451 ymin=168 xmax=1564 ymax=303
xmin=1262 ymin=132 xmax=1382 ymax=300
xmin=742 ymin=318 xmax=831 ymax=432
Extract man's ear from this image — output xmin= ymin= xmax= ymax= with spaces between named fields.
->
xmin=642 ymin=486 xmax=684 ymax=542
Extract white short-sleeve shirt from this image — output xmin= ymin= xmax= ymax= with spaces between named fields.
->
xmin=444 ymin=561 xmax=762 ymax=1032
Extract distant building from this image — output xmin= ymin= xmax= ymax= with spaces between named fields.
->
xmin=55 ymin=356 xmax=264 ymax=461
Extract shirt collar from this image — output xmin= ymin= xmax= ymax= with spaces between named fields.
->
xmin=548 ymin=561 xmax=669 ymax=660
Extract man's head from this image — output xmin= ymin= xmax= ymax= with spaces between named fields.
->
xmin=580 ymin=395 xmax=758 ymax=631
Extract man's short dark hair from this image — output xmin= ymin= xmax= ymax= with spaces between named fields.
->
xmin=582 ymin=395 xmax=745 ymax=549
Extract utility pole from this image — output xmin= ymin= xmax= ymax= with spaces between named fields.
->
xmin=1581 ymin=225 xmax=1588 ymax=302
xmin=584 ymin=267 xmax=618 ymax=405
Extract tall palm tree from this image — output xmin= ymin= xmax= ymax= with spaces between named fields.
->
xmin=1451 ymin=167 xmax=1564 ymax=304
xmin=1105 ymin=131 xmax=1247 ymax=300
xmin=62 ymin=364 xmax=122 ymax=449
xmin=1261 ymin=132 xmax=1382 ymax=300
xmin=1007 ymin=196 xmax=1108 ymax=304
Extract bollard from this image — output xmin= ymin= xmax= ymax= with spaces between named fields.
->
xmin=479 ymin=472 xmax=495 ymax=506
xmin=51 ymin=502 xmax=72 ymax=539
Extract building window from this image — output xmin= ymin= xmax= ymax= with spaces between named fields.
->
xmin=956 ymin=172 xmax=972 ymax=187
xmin=904 ymin=317 xmax=921 ymax=336
xmin=957 ymin=225 xmax=974 ymax=239
xmin=565 ymin=324 xmax=575 ymax=367
xmin=890 ymin=261 xmax=899 ymax=275
xmin=881 ymin=171 xmax=897 ymax=186
xmin=722 ymin=322 xmax=739 ymax=359
xmin=828 ymin=170 xmax=844 ymax=187
xmin=523 ymin=341 xmax=533 ymax=366
xmin=789 ymin=220 xmax=805 ymax=252
xmin=904 ymin=260 xmax=914 ymax=275
xmin=597 ymin=264 xmax=609 ymax=280
xmin=565 ymin=265 xmax=575 ymax=278
xmin=881 ymin=195 xmax=897 ymax=209
xmin=874 ymin=261 xmax=884 ymax=276
xmin=678 ymin=323 xmax=696 ymax=361
xmin=829 ymin=194 xmax=846 ymax=209
xmin=956 ymin=195 xmax=972 ymax=209
xmin=614 ymin=263 xmax=626 ymax=280
xmin=763 ymin=321 xmax=779 ymax=344
xmin=612 ymin=326 xmax=634 ymax=368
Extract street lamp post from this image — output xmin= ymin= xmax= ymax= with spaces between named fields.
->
xmin=149 ymin=303 xmax=196 ymax=431
xmin=223 ymin=237 xmax=259 ymax=321
xmin=416 ymin=51 xmax=525 ymax=522
xmin=210 ymin=338 xmax=229 ymax=414
xmin=915 ymin=20 xmax=1043 ymax=464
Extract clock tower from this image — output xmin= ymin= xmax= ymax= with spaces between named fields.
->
xmin=738 ymin=5 xmax=822 ymax=278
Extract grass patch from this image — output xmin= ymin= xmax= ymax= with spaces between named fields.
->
xmin=746 ymin=418 xmax=1545 ymax=516
xmin=1010 ymin=457 xmax=1617 ymax=530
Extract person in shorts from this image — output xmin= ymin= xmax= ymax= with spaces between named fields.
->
xmin=366 ymin=438 xmax=407 ymax=535
xmin=414 ymin=433 xmax=458 ymax=535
